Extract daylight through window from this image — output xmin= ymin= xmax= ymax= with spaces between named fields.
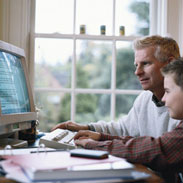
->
xmin=34 ymin=0 xmax=150 ymax=131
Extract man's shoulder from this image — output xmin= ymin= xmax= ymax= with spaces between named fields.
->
xmin=133 ymin=90 xmax=153 ymax=109
xmin=136 ymin=90 xmax=153 ymax=100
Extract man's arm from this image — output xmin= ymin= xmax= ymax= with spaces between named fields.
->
xmin=52 ymin=91 xmax=146 ymax=136
xmin=87 ymin=92 xmax=145 ymax=136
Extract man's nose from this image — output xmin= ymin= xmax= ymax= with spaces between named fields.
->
xmin=135 ymin=66 xmax=144 ymax=76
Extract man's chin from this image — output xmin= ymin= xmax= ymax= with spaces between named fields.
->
xmin=140 ymin=82 xmax=150 ymax=90
xmin=141 ymin=85 xmax=150 ymax=91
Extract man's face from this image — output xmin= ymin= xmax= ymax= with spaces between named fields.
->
xmin=134 ymin=47 xmax=168 ymax=96
xmin=162 ymin=74 xmax=183 ymax=119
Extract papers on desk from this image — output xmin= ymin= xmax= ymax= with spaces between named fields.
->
xmin=0 ymin=150 xmax=151 ymax=182
xmin=1 ymin=160 xmax=29 ymax=183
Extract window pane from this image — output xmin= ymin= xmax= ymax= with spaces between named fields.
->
xmin=76 ymin=0 xmax=113 ymax=35
xmin=115 ymin=94 xmax=138 ymax=119
xmin=34 ymin=38 xmax=72 ymax=88
xmin=76 ymin=94 xmax=110 ymax=123
xmin=35 ymin=92 xmax=71 ymax=131
xmin=76 ymin=40 xmax=112 ymax=89
xmin=34 ymin=0 xmax=150 ymax=126
xmin=116 ymin=0 xmax=150 ymax=36
xmin=35 ymin=0 xmax=74 ymax=34
xmin=116 ymin=41 xmax=141 ymax=90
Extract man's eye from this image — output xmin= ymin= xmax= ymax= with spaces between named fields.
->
xmin=143 ymin=62 xmax=150 ymax=65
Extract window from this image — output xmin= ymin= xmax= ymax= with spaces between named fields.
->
xmin=33 ymin=0 xmax=150 ymax=131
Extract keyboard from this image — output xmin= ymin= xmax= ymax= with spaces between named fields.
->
xmin=39 ymin=129 xmax=76 ymax=150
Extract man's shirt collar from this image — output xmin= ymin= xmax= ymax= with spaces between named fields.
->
xmin=152 ymin=95 xmax=165 ymax=107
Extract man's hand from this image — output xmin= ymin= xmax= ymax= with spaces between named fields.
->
xmin=74 ymin=130 xmax=101 ymax=141
xmin=51 ymin=121 xmax=89 ymax=132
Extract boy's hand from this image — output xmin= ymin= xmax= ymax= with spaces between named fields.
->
xmin=75 ymin=139 xmax=94 ymax=148
xmin=74 ymin=130 xmax=101 ymax=141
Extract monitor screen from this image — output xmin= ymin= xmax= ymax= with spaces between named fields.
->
xmin=0 ymin=51 xmax=31 ymax=114
xmin=0 ymin=40 xmax=37 ymax=137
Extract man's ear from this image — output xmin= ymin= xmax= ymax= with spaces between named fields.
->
xmin=168 ymin=56 xmax=175 ymax=63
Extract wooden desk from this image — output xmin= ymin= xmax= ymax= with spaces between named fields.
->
xmin=0 ymin=164 xmax=164 ymax=183
xmin=134 ymin=164 xmax=164 ymax=183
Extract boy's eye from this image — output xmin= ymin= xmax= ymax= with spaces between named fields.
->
xmin=165 ymin=89 xmax=170 ymax=94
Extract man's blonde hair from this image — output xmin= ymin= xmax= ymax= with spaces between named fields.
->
xmin=133 ymin=35 xmax=180 ymax=62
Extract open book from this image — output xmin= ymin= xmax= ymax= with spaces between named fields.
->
xmin=1 ymin=150 xmax=150 ymax=182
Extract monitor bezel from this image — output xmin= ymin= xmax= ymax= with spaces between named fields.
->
xmin=0 ymin=40 xmax=37 ymax=127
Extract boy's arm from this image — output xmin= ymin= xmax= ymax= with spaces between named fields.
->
xmin=79 ymin=121 xmax=183 ymax=172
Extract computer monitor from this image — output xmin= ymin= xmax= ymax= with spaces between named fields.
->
xmin=0 ymin=40 xmax=37 ymax=145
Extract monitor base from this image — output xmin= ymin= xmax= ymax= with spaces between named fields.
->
xmin=0 ymin=138 xmax=28 ymax=149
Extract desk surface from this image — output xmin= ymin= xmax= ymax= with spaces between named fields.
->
xmin=0 ymin=164 xmax=164 ymax=183
xmin=134 ymin=164 xmax=164 ymax=183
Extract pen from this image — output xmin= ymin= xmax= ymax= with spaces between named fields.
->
xmin=30 ymin=149 xmax=66 ymax=153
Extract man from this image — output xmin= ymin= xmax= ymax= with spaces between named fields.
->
xmin=52 ymin=35 xmax=180 ymax=138
xmin=74 ymin=59 xmax=183 ymax=183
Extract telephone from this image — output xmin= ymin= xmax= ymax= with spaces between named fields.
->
xmin=39 ymin=129 xmax=76 ymax=150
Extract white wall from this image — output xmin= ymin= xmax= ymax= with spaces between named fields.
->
xmin=166 ymin=0 xmax=183 ymax=54
xmin=1 ymin=0 xmax=31 ymax=60
xmin=0 ymin=1 xmax=3 ymax=39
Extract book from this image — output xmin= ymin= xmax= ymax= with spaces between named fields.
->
xmin=1 ymin=151 xmax=150 ymax=182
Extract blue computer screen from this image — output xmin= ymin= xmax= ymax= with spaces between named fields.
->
xmin=0 ymin=51 xmax=31 ymax=114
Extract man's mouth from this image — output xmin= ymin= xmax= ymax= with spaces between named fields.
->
xmin=139 ymin=78 xmax=149 ymax=84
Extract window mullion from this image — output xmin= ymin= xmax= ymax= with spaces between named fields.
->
xmin=71 ymin=0 xmax=77 ymax=121
xmin=73 ymin=0 xmax=76 ymax=34
xmin=112 ymin=0 xmax=116 ymax=36
xmin=110 ymin=0 xmax=116 ymax=121
xmin=110 ymin=39 xmax=116 ymax=120
xmin=71 ymin=38 xmax=76 ymax=121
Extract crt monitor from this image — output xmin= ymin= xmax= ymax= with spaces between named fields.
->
xmin=0 ymin=40 xmax=37 ymax=142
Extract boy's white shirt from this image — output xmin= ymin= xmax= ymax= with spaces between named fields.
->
xmin=89 ymin=91 xmax=180 ymax=138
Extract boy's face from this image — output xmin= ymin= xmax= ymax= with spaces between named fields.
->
xmin=162 ymin=74 xmax=183 ymax=119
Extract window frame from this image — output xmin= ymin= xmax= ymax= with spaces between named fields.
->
xmin=31 ymin=0 xmax=145 ymax=122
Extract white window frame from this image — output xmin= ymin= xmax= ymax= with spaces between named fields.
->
xmin=31 ymin=0 xmax=144 ymax=122
xmin=1 ymin=0 xmax=183 ymax=122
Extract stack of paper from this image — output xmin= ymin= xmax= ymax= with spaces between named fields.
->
xmin=1 ymin=150 xmax=150 ymax=182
